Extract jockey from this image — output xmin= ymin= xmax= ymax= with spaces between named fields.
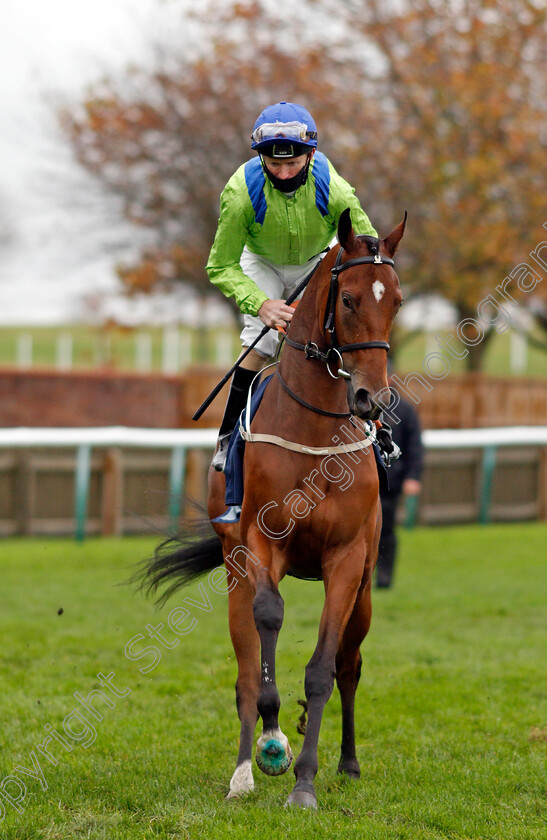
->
xmin=207 ymin=101 xmax=378 ymax=471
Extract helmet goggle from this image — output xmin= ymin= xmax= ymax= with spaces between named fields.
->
xmin=251 ymin=121 xmax=317 ymax=145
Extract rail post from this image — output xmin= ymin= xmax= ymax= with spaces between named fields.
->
xmin=74 ymin=444 xmax=92 ymax=541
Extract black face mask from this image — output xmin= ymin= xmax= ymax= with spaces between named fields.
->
xmin=263 ymin=155 xmax=312 ymax=193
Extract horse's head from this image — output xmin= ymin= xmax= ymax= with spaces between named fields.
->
xmin=326 ymin=208 xmax=405 ymax=420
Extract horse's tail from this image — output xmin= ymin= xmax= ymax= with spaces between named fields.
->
xmin=136 ymin=514 xmax=223 ymax=606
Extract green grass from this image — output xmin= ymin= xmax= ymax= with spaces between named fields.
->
xmin=0 ymin=524 xmax=545 ymax=839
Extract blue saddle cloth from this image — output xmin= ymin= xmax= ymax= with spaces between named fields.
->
xmin=214 ymin=373 xmax=388 ymax=523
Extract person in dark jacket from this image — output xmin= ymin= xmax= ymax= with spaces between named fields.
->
xmin=376 ymin=367 xmax=424 ymax=588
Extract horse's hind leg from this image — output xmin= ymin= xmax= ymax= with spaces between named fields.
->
xmin=335 ymin=582 xmax=372 ymax=779
xmin=252 ymin=561 xmax=293 ymax=777
xmin=226 ymin=568 xmax=261 ymax=798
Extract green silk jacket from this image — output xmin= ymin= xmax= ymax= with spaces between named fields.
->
xmin=206 ymin=152 xmax=377 ymax=316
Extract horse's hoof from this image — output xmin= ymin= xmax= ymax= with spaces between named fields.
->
xmin=255 ymin=729 xmax=293 ymax=776
xmin=337 ymin=758 xmax=361 ymax=779
xmin=285 ymin=787 xmax=318 ymax=809
xmin=226 ymin=760 xmax=254 ymax=799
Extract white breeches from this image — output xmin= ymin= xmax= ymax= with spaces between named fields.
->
xmin=239 ymin=247 xmax=324 ymax=359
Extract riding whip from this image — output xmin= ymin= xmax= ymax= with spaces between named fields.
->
xmin=191 ymin=324 xmax=271 ymax=421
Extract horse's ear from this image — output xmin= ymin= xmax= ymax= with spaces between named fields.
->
xmin=382 ymin=211 xmax=407 ymax=258
xmin=338 ymin=207 xmax=360 ymax=253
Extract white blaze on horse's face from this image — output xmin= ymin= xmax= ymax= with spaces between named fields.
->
xmin=372 ymin=280 xmax=385 ymax=303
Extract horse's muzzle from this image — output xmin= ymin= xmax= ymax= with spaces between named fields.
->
xmin=348 ymin=385 xmax=385 ymax=420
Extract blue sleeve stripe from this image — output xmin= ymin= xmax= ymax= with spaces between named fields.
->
xmin=312 ymin=152 xmax=330 ymax=218
xmin=244 ymin=158 xmax=267 ymax=225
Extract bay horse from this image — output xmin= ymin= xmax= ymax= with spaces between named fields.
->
xmin=143 ymin=208 xmax=405 ymax=809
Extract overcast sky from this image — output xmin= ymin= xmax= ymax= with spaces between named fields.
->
xmin=0 ymin=0 xmax=186 ymax=324
xmin=0 ymin=0 xmax=448 ymax=329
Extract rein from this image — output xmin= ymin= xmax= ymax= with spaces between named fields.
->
xmin=276 ymin=365 xmax=351 ymax=418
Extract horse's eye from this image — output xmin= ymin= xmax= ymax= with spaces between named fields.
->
xmin=342 ymin=294 xmax=353 ymax=310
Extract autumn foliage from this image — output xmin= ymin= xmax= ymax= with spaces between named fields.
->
xmin=59 ymin=0 xmax=547 ymax=368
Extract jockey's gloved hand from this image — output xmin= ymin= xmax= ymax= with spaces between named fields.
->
xmin=376 ymin=423 xmax=394 ymax=455
xmin=376 ymin=422 xmax=402 ymax=466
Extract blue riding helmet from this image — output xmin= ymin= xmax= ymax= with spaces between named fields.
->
xmin=251 ymin=101 xmax=318 ymax=157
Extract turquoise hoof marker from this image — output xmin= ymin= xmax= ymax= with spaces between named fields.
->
xmin=255 ymin=730 xmax=293 ymax=776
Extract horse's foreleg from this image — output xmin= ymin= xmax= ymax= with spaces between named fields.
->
xmin=286 ymin=551 xmax=365 ymax=809
xmin=226 ymin=569 xmax=261 ymax=798
xmin=252 ymin=563 xmax=293 ymax=777
xmin=335 ymin=582 xmax=372 ymax=779
xmin=335 ymin=508 xmax=379 ymax=779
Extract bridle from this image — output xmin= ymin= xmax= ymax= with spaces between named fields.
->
xmin=192 ymin=244 xmax=396 ymax=423
xmin=283 ymin=247 xmax=394 ymax=382
xmin=277 ymin=246 xmax=395 ymax=418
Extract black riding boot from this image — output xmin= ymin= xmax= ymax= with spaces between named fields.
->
xmin=211 ymin=366 xmax=257 ymax=472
